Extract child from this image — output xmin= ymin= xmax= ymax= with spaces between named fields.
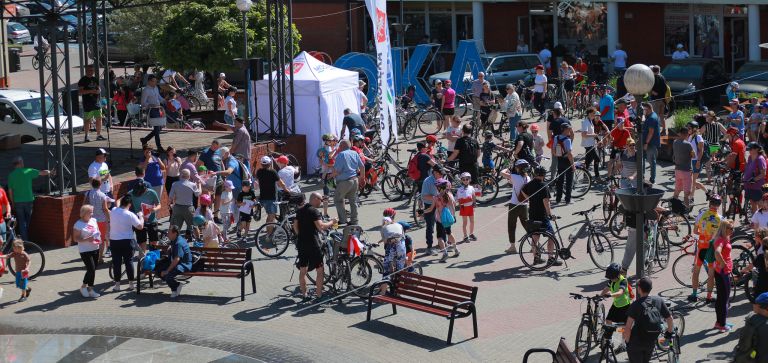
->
xmin=481 ymin=130 xmax=512 ymax=170
xmin=196 ymin=193 xmax=214 ymax=222
xmin=531 ymin=124 xmax=546 ymax=163
xmin=3 ymin=240 xmax=31 ymax=302
xmin=383 ymin=208 xmax=415 ymax=269
xmin=456 ymin=172 xmax=476 ymax=243
xmin=317 ymin=134 xmax=338 ymax=217
xmin=443 ymin=117 xmax=462 ymax=152
xmin=379 ymin=215 xmax=407 ymax=294
xmin=193 ymin=215 xmax=223 ymax=248
xmin=601 ymin=263 xmax=631 ymax=347
xmin=688 ymin=196 xmax=721 ymax=302
xmin=713 ymin=219 xmax=735 ymax=332
xmin=425 ymin=178 xmax=457 ymax=263
xmin=220 ymin=180 xmax=234 ymax=242
xmin=236 ymin=180 xmax=257 ymax=238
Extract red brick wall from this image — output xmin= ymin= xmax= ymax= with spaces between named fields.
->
xmin=294 ymin=2 xmax=350 ymax=60
xmin=484 ymin=3 xmax=529 ymax=53
xmin=619 ymin=3 xmax=667 ymax=67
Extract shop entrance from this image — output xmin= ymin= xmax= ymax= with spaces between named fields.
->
xmin=724 ymin=17 xmax=747 ymax=75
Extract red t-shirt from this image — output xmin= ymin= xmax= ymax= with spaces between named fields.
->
xmin=714 ymin=237 xmax=732 ymax=274
xmin=574 ymin=62 xmax=588 ymax=74
xmin=731 ymin=138 xmax=746 ymax=172
xmin=610 ymin=128 xmax=631 ymax=149
xmin=0 ymin=187 xmax=8 ymax=216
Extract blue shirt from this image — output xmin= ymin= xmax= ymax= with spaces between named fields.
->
xmin=170 ymin=236 xmax=193 ymax=272
xmin=642 ymin=112 xmax=661 ymax=147
xmin=199 ymin=147 xmax=222 ymax=172
xmin=224 ymin=157 xmax=249 ymax=190
xmin=599 ymin=94 xmax=615 ymax=121
xmin=333 ymin=149 xmax=364 ymax=180
xmin=729 ymin=110 xmax=745 ymax=135
xmin=143 ymin=157 xmax=164 ymax=187
xmin=421 ymin=175 xmax=438 ymax=205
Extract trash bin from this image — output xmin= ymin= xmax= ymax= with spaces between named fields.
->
xmin=8 ymin=49 xmax=21 ymax=73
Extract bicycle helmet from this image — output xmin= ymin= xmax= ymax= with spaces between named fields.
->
xmin=426 ymin=134 xmax=438 ymax=143
xmin=605 ymin=262 xmax=621 ymax=280
xmin=708 ymin=194 xmax=722 ymax=205
xmin=534 ymin=165 xmax=547 ymax=177
xmin=193 ymin=215 xmax=206 ymax=226
xmin=383 ymin=208 xmax=396 ymax=218
xmin=199 ymin=194 xmax=212 ymax=206
xmin=483 ymin=130 xmax=493 ymax=138
xmin=687 ymin=121 xmax=699 ymax=128
xmin=322 ymin=133 xmax=333 ymax=141
xmin=459 ymin=172 xmax=472 ymax=179
xmin=353 ymin=134 xmax=365 ymax=141
xmin=730 ymin=81 xmax=739 ymax=89
xmin=435 ymin=178 xmax=450 ymax=188
xmin=514 ymin=159 xmax=529 ymax=168
xmin=364 ymin=137 xmax=371 ymax=144
xmin=756 ymin=292 xmax=768 ymax=306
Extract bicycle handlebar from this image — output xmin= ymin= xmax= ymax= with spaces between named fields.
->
xmin=570 ymin=293 xmax=605 ymax=302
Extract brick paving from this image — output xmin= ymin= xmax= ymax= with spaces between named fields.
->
xmin=0 ymin=114 xmax=747 ymax=362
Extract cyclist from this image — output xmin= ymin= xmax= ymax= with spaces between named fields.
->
xmin=520 ymin=165 xmax=562 ymax=266
xmin=688 ymin=195 xmax=722 ymax=302
xmin=382 ymin=208 xmax=415 ymax=269
xmin=606 ymin=115 xmax=631 ymax=178
xmin=601 ymin=263 xmax=631 ymax=350
xmin=481 ymin=130 xmax=512 ymax=170
xmin=317 ymin=134 xmax=338 ymax=217
xmin=425 ymin=134 xmax=439 ymax=156
xmin=597 ymin=85 xmax=615 ymax=131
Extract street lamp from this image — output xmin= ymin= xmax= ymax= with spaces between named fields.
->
xmin=615 ymin=63 xmax=664 ymax=279
xmin=236 ymin=0 xmax=253 ymax=132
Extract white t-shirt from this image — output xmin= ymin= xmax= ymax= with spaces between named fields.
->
xmin=443 ymin=126 xmax=461 ymax=151
xmin=580 ymin=119 xmax=596 ymax=147
xmin=356 ymin=89 xmax=367 ymax=111
xmin=508 ymin=174 xmax=531 ymax=205
xmin=278 ymin=166 xmax=300 ymax=192
xmin=687 ymin=134 xmax=704 ymax=161
xmin=73 ymin=218 xmax=101 ymax=253
xmin=87 ymin=161 xmax=111 ymax=194
xmin=238 ymin=197 xmax=256 ymax=214
xmin=539 ymin=49 xmax=552 ymax=68
xmin=220 ymin=190 xmax=233 ymax=215
xmin=534 ymin=74 xmax=547 ymax=93
xmin=224 ymin=96 xmax=237 ymax=117
xmin=161 ymin=69 xmax=176 ymax=84
xmin=109 ymin=207 xmax=143 ymax=240
xmin=671 ymin=50 xmax=689 ymax=60
xmin=612 ymin=50 xmax=628 ymax=68
xmin=456 ymin=185 xmax=476 ymax=207
xmin=752 ymin=210 xmax=768 ymax=229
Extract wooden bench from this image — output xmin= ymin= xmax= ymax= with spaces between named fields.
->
xmin=522 ymin=337 xmax=580 ymax=363
xmin=136 ymin=247 xmax=256 ymax=301
xmin=366 ymin=272 xmax=478 ymax=345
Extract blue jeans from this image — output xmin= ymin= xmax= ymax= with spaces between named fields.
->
xmin=223 ymin=114 xmax=234 ymax=126
xmin=15 ymin=271 xmax=28 ymax=290
xmin=15 ymin=201 xmax=33 ymax=241
xmin=424 ymin=206 xmax=435 ymax=249
xmin=508 ymin=114 xmax=521 ymax=141
xmin=165 ymin=266 xmax=187 ymax=291
xmin=644 ymin=145 xmax=658 ymax=183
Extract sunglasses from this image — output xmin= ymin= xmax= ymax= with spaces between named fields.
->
xmin=628 ymin=144 xmax=636 ymax=147
xmin=461 ymin=177 xmax=471 ymax=181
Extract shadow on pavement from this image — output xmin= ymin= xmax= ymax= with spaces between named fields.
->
xmin=234 ymin=297 xmax=297 ymax=321
xmin=350 ymin=319 xmax=459 ymax=352
xmin=9 ymin=290 xmax=86 ymax=313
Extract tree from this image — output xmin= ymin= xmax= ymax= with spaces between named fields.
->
xmin=108 ymin=0 xmax=168 ymax=63
xmin=151 ymin=0 xmax=300 ymax=71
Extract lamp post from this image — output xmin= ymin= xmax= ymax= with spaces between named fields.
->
xmin=236 ymin=0 xmax=253 ymax=131
xmin=615 ymin=63 xmax=663 ymax=280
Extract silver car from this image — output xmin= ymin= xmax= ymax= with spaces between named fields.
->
xmin=428 ymin=53 xmax=542 ymax=94
xmin=6 ymin=22 xmax=31 ymax=44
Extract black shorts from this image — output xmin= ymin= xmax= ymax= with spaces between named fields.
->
xmin=436 ymin=222 xmax=452 ymax=240
xmin=606 ymin=304 xmax=630 ymax=323
xmin=404 ymin=235 xmax=413 ymax=253
xmin=239 ymin=212 xmax=253 ymax=223
xmin=297 ymin=247 xmax=324 ymax=271
xmin=610 ymin=148 xmax=625 ymax=160
xmin=134 ymin=223 xmax=159 ymax=244
xmin=564 ymin=79 xmax=575 ymax=92
xmin=603 ymin=119 xmax=614 ymax=130
xmin=442 ymin=108 xmax=455 ymax=116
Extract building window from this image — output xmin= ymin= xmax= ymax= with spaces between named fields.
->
xmin=557 ymin=1 xmax=607 ymax=59
xmin=664 ymin=4 xmax=690 ymax=57
xmin=693 ymin=14 xmax=721 ymax=58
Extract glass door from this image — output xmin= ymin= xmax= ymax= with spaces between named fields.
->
xmin=725 ymin=18 xmax=747 ymax=75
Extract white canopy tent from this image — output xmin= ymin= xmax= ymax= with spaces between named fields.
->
xmin=254 ymin=51 xmax=360 ymax=172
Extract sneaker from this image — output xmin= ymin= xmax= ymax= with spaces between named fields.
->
xmin=428 ymin=248 xmax=438 ymax=256
xmin=533 ymin=255 xmax=545 ymax=265
xmin=550 ymin=258 xmax=564 ymax=267
xmin=439 ymin=252 xmax=449 ymax=263
xmin=80 ymin=287 xmax=89 ymax=298
xmin=175 ymin=284 xmax=183 ymax=297
xmin=469 ymin=234 xmax=477 ymax=241
xmin=112 ymin=283 xmax=121 ymax=292
xmin=83 ymin=136 xmax=91 ymax=143
xmin=686 ymin=294 xmax=698 ymax=303
xmin=96 ymin=135 xmax=106 ymax=141
xmin=505 ymin=245 xmax=518 ymax=254
xmin=706 ymin=297 xmax=716 ymax=304
xmin=18 ymin=296 xmax=27 ymax=302
xmin=453 ymin=248 xmax=460 ymax=258
xmin=718 ymin=324 xmax=732 ymax=333
xmin=103 ymin=249 xmax=111 ymax=258
xmin=88 ymin=289 xmax=101 ymax=298
xmin=170 ymin=290 xmax=179 ymax=298
xmin=461 ymin=237 xmax=470 ymax=244
xmin=128 ymin=281 xmax=135 ymax=291
xmin=0 ymin=287 xmax=4 ymax=300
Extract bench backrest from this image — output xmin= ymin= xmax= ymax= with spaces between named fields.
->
xmin=191 ymin=247 xmax=251 ymax=271
xmin=555 ymin=337 xmax=580 ymax=363
xmin=394 ymin=272 xmax=477 ymax=311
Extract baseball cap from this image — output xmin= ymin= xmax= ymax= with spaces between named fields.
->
xmin=219 ymin=73 xmax=226 ymax=78
xmin=95 ymin=148 xmax=108 ymax=156
xmin=535 ymin=64 xmax=545 ymax=70
xmin=730 ymin=98 xmax=740 ymax=104
xmin=276 ymin=155 xmax=290 ymax=165
xmin=554 ymin=102 xmax=563 ymax=110
xmin=676 ymin=43 xmax=683 ymax=49
xmin=727 ymin=126 xmax=739 ymax=135
xmin=756 ymin=292 xmax=768 ymax=306
xmin=530 ymin=124 xmax=539 ymax=131
xmin=260 ymin=155 xmax=272 ymax=165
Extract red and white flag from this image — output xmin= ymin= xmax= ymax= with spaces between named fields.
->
xmin=347 ymin=234 xmax=363 ymax=257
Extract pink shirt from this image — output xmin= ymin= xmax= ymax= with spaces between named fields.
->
xmin=442 ymin=88 xmax=456 ymax=109
xmin=714 ymin=237 xmax=732 ymax=274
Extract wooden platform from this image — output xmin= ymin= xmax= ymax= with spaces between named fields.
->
xmin=0 ymin=127 xmax=232 ymax=193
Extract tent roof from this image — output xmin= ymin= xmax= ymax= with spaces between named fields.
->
xmin=255 ymin=51 xmax=359 ymax=95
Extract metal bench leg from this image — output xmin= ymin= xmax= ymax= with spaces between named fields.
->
xmin=447 ymin=316 xmax=455 ymax=345
xmin=366 ymin=298 xmax=374 ymax=321
xmin=472 ymin=308 xmax=478 ymax=338
xmin=392 ymin=304 xmax=397 ymax=315
xmin=137 ymin=267 xmax=142 ymax=294
xmin=250 ymin=270 xmax=256 ymax=293
xmin=241 ymin=277 xmax=245 ymax=301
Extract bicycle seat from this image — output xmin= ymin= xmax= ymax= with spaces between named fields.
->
xmin=274 ymin=140 xmax=287 ymax=147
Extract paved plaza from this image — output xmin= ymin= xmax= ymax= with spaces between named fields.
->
xmin=0 ymin=116 xmax=748 ymax=362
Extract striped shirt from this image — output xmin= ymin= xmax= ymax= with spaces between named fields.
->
xmin=701 ymin=121 xmax=723 ymax=144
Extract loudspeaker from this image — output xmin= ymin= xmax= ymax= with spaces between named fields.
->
xmin=250 ymin=58 xmax=263 ymax=81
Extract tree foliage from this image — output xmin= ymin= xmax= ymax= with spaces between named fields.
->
xmin=151 ymin=0 xmax=301 ymax=71
xmin=109 ymin=0 xmax=167 ymax=62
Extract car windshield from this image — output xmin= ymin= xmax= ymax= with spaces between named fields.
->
xmin=14 ymin=97 xmax=65 ymax=120
xmin=735 ymin=64 xmax=768 ymax=82
xmin=61 ymin=15 xmax=77 ymax=24
xmin=8 ymin=23 xmax=25 ymax=31
xmin=662 ymin=64 xmax=703 ymax=80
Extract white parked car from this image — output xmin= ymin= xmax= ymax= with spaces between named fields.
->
xmin=0 ymin=89 xmax=84 ymax=143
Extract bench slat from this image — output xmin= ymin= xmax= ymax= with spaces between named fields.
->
xmin=555 ymin=338 xmax=579 ymax=363
xmin=396 ymin=282 xmax=472 ymax=305
xmin=197 ymin=252 xmax=249 ymax=259
xmin=398 ymin=272 xmax=475 ymax=292
xmin=397 ymin=276 xmax=474 ymax=300
xmin=373 ymin=295 xmax=452 ymax=317
xmin=199 ymin=264 xmax=244 ymax=271
xmin=394 ymin=288 xmax=472 ymax=310
xmin=183 ymin=271 xmax=240 ymax=278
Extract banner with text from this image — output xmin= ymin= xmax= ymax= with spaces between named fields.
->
xmin=365 ymin=0 xmax=396 ymax=145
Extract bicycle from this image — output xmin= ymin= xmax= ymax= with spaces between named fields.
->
xmin=723 ymin=170 xmax=752 ymax=225
xmin=601 ymin=176 xmax=623 ymax=221
xmin=441 ymin=162 xmax=500 ymax=205
xmin=608 ymin=199 xmax=691 ymax=244
xmin=543 ymin=159 xmax=593 ymax=200
xmin=658 ymin=325 xmax=682 ymax=363
xmin=518 ymin=205 xmax=614 ymax=271
xmin=570 ymin=293 xmax=606 ymax=361
xmin=642 ymin=215 xmax=670 ymax=275
xmin=305 ymin=225 xmax=374 ymax=299
xmin=250 ymin=201 xmax=296 ymax=258
xmin=31 ymin=51 xmax=52 ymax=71
xmin=2 ymin=217 xmax=46 ymax=280
xmin=267 ymin=140 xmax=302 ymax=181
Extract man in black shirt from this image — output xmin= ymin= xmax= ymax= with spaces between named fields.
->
xmin=340 ymin=108 xmax=367 ymax=140
xmin=623 ymin=277 xmax=674 ymax=363
xmin=415 ymin=142 xmax=435 ymax=185
xmin=513 ymin=123 xmax=535 ymax=165
xmin=519 ymin=166 xmax=562 ymax=266
xmin=255 ymin=156 xmax=289 ymax=227
xmin=293 ymin=192 xmax=336 ymax=300
xmin=547 ymin=108 xmax=572 ymax=179
xmin=78 ymin=65 xmax=104 ymax=143
xmin=650 ymin=65 xmax=668 ymax=132
xmin=448 ymin=124 xmax=480 ymax=184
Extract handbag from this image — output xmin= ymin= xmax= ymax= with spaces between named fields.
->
xmin=440 ymin=206 xmax=456 ymax=227
xmin=147 ymin=107 xmax=166 ymax=127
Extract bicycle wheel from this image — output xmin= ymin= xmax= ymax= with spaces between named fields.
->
xmin=349 ymin=257 xmax=374 ymax=298
xmin=417 ymin=109 xmax=443 ymax=135
xmin=252 ymin=222 xmax=291 ymax=258
xmin=221 ymin=242 xmax=240 ymax=249
xmin=32 ymin=56 xmax=40 ymax=70
xmin=43 ymin=55 xmax=52 ymax=70
xmin=574 ymin=320 xmax=592 ymax=361
xmin=671 ymin=253 xmax=705 ymax=288
xmin=656 ymin=231 xmax=671 ymax=269
xmin=608 ymin=212 xmax=627 ymax=240
xmin=407 ymin=261 xmax=423 ymax=275
xmin=475 ymin=174 xmax=499 ymax=205
xmin=587 ymin=232 xmax=614 ymax=270
xmin=400 ymin=115 xmax=416 ymax=141
xmin=602 ymin=192 xmax=614 ymax=221
xmin=7 ymin=242 xmax=46 ymax=279
xmin=572 ymin=167 xmax=592 ymax=199
xmin=518 ymin=231 xmax=557 ymax=271
xmin=455 ymin=94 xmax=469 ymax=118
xmin=187 ymin=96 xmax=202 ymax=112
xmin=412 ymin=194 xmax=424 ymax=228
xmin=381 ymin=174 xmax=406 ymax=202
xmin=660 ymin=212 xmax=691 ymax=247
xmin=744 ymin=269 xmax=760 ymax=303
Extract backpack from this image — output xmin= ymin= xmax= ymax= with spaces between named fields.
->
xmin=635 ymin=297 xmax=665 ymax=335
xmin=236 ymin=159 xmax=252 ymax=185
xmin=664 ymin=84 xmax=672 ymax=104
xmin=554 ymin=135 xmax=569 ymax=157
xmin=692 ymin=135 xmax=711 ymax=164
xmin=407 ymin=152 xmax=424 ymax=181
xmin=734 ymin=313 xmax=768 ymax=363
